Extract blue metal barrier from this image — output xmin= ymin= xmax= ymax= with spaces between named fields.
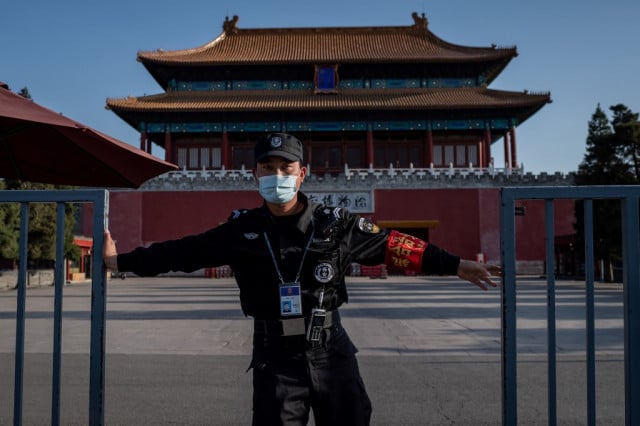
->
xmin=0 ymin=189 xmax=108 ymax=426
xmin=500 ymin=186 xmax=640 ymax=426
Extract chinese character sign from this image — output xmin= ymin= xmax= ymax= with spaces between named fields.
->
xmin=307 ymin=191 xmax=373 ymax=213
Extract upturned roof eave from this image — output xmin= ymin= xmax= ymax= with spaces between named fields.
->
xmin=137 ymin=44 xmax=517 ymax=66
xmin=106 ymin=88 xmax=550 ymax=113
xmin=136 ymin=18 xmax=517 ymax=66
xmin=139 ymin=55 xmax=515 ymax=67
xmin=135 ymin=14 xmax=518 ymax=89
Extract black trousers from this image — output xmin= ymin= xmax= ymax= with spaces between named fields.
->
xmin=250 ymin=322 xmax=372 ymax=426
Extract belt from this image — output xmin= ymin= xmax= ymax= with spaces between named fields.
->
xmin=254 ymin=310 xmax=339 ymax=337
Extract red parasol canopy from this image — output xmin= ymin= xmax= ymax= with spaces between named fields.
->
xmin=0 ymin=82 xmax=176 ymax=188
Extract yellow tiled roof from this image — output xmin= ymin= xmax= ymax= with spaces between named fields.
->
xmin=137 ymin=16 xmax=515 ymax=65
xmin=107 ymin=88 xmax=549 ymax=112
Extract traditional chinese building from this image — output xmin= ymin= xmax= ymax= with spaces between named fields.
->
xmin=104 ymin=12 xmax=575 ymax=275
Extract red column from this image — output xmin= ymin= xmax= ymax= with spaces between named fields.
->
xmin=366 ymin=128 xmax=374 ymax=167
xmin=221 ymin=131 xmax=230 ymax=169
xmin=484 ymin=128 xmax=492 ymax=167
xmin=503 ymin=131 xmax=510 ymax=168
xmin=425 ymin=129 xmax=433 ymax=167
xmin=477 ymin=137 xmax=484 ymax=168
xmin=164 ymin=131 xmax=172 ymax=163
xmin=510 ymin=127 xmax=517 ymax=169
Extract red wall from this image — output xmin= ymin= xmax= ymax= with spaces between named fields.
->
xmin=108 ymin=191 xmax=262 ymax=252
xmin=106 ymin=188 xmax=575 ymax=264
xmin=371 ymin=188 xmax=574 ymax=263
xmin=513 ymin=198 xmax=576 ymax=261
xmin=478 ymin=189 xmax=501 ymax=263
xmin=373 ymin=189 xmax=484 ymax=260
xmin=141 ymin=191 xmax=262 ymax=242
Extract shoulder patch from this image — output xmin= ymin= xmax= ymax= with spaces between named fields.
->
xmin=357 ymin=217 xmax=380 ymax=234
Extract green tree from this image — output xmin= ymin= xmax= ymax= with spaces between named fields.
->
xmin=0 ymin=180 xmax=20 ymax=265
xmin=574 ymin=104 xmax=639 ymax=281
xmin=17 ymin=87 xmax=32 ymax=100
xmin=1 ymin=180 xmax=80 ymax=267
xmin=610 ymin=104 xmax=640 ymax=181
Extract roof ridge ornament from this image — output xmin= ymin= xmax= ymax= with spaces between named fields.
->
xmin=411 ymin=12 xmax=428 ymax=31
xmin=223 ymin=15 xmax=239 ymax=35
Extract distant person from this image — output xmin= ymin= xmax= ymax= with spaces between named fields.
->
xmin=104 ymin=132 xmax=501 ymax=426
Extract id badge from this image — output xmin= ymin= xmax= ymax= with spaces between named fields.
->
xmin=279 ymin=282 xmax=302 ymax=317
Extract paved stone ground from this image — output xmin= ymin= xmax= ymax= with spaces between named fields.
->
xmin=0 ymin=276 xmax=626 ymax=425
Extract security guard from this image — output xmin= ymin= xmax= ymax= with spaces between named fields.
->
xmin=103 ymin=132 xmax=500 ymax=426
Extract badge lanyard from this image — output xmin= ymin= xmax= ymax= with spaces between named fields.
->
xmin=264 ymin=222 xmax=314 ymax=316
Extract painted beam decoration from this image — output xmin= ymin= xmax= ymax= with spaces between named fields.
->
xmin=306 ymin=191 xmax=374 ymax=213
xmin=145 ymin=118 xmax=513 ymax=134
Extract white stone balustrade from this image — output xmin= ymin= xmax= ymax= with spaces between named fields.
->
xmin=142 ymin=164 xmax=573 ymax=191
xmin=343 ymin=163 xmax=523 ymax=180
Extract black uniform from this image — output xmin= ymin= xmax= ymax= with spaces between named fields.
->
xmin=116 ymin=192 xmax=460 ymax=426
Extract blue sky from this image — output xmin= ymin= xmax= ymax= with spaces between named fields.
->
xmin=3 ymin=0 xmax=639 ymax=174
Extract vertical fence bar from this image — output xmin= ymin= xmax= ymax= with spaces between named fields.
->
xmin=545 ymin=199 xmax=557 ymax=426
xmin=584 ymin=199 xmax=596 ymax=426
xmin=51 ymin=202 xmax=66 ymax=426
xmin=13 ymin=203 xmax=29 ymax=426
xmin=89 ymin=191 xmax=108 ymax=426
xmin=622 ymin=196 xmax=640 ymax=426
xmin=500 ymin=189 xmax=517 ymax=426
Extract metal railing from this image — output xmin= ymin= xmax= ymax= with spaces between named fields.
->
xmin=5 ymin=185 xmax=638 ymax=424
xmin=500 ymin=186 xmax=640 ymax=426
xmin=0 ymin=189 xmax=108 ymax=426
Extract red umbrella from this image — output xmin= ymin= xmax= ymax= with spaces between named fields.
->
xmin=0 ymin=82 xmax=176 ymax=188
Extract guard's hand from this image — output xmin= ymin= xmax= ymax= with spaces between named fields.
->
xmin=103 ymin=230 xmax=119 ymax=271
xmin=457 ymin=260 xmax=501 ymax=291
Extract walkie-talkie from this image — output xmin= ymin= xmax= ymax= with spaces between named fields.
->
xmin=306 ymin=289 xmax=326 ymax=342
xmin=307 ymin=308 xmax=326 ymax=342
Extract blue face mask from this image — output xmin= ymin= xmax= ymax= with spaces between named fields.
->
xmin=258 ymin=174 xmax=299 ymax=204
